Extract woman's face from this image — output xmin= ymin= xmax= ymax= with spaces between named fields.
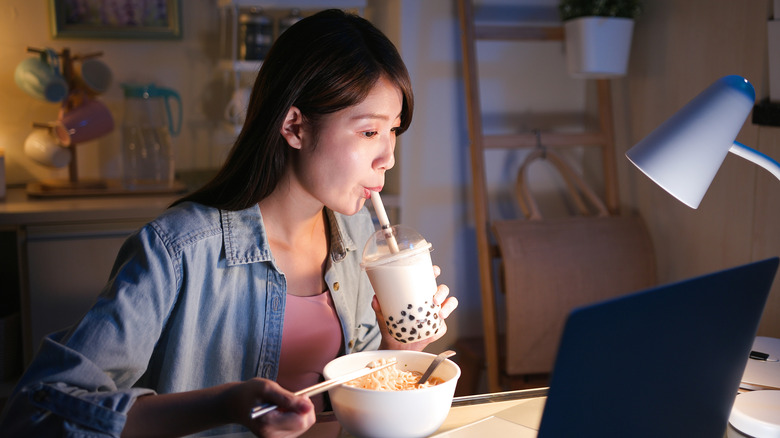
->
xmin=293 ymin=76 xmax=402 ymax=215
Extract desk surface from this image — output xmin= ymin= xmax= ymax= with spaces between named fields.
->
xmin=216 ymin=388 xmax=549 ymax=438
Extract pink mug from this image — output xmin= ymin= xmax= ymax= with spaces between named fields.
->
xmin=54 ymin=97 xmax=115 ymax=146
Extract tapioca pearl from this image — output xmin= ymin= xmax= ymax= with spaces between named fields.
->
xmin=392 ymin=324 xmax=398 ymax=329
xmin=408 ymin=314 xmax=415 ymax=321
xmin=425 ymin=331 xmax=431 ymax=336
xmin=410 ymin=328 xmax=417 ymax=335
xmin=407 ymin=304 xmax=413 ymax=309
xmin=433 ymin=313 xmax=439 ymax=319
xmin=418 ymin=306 xmax=424 ymax=313
xmin=430 ymin=303 xmax=436 ymax=309
xmin=401 ymin=327 xmax=407 ymax=333
xmin=407 ymin=336 xmax=415 ymax=342
xmin=401 ymin=310 xmax=406 ymax=317
xmin=388 ymin=316 xmax=394 ymax=321
xmin=426 ymin=311 xmax=431 ymax=317
xmin=417 ymin=323 xmax=424 ymax=329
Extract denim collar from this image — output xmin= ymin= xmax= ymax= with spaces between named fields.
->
xmin=221 ymin=205 xmax=358 ymax=266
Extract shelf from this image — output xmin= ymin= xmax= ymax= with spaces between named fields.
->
xmin=217 ymin=1 xmax=366 ymax=74
xmin=482 ymin=131 xmax=607 ymax=149
xmin=474 ymin=24 xmax=563 ymax=41
xmin=217 ymin=0 xmax=365 ymax=8
xmin=218 ymin=59 xmax=262 ymax=72
xmin=456 ymin=0 xmax=620 ymax=393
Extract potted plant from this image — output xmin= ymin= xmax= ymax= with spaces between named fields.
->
xmin=559 ymin=0 xmax=643 ymax=78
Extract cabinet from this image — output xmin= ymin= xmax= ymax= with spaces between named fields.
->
xmin=0 ymin=189 xmax=177 ymax=390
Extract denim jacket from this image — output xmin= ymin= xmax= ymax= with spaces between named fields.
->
xmin=0 ymin=202 xmax=381 ymax=437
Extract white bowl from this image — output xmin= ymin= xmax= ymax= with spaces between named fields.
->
xmin=323 ymin=350 xmax=460 ymax=438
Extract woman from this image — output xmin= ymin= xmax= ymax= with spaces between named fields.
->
xmin=0 ymin=9 xmax=457 ymax=438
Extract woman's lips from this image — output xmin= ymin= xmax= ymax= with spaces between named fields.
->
xmin=364 ymin=187 xmax=383 ymax=199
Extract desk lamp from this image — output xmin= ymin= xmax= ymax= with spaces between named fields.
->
xmin=626 ymin=75 xmax=780 ymax=208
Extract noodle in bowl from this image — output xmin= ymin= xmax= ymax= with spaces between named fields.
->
xmin=323 ymin=350 xmax=460 ymax=438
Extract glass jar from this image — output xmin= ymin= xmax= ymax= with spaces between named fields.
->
xmin=239 ymin=8 xmax=272 ymax=61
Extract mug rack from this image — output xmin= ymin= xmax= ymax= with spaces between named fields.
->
xmin=26 ymin=47 xmax=107 ymax=193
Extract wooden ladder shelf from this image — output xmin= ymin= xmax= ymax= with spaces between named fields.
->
xmin=456 ymin=0 xmax=621 ymax=393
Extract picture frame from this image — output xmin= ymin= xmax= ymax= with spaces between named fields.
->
xmin=49 ymin=0 xmax=182 ymax=40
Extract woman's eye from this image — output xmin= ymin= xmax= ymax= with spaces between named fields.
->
xmin=362 ymin=131 xmax=378 ymax=138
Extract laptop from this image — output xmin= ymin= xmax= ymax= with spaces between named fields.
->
xmin=437 ymin=257 xmax=778 ymax=438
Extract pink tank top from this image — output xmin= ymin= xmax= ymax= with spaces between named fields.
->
xmin=277 ymin=290 xmax=344 ymax=412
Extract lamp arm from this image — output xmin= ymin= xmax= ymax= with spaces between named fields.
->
xmin=729 ymin=141 xmax=780 ymax=183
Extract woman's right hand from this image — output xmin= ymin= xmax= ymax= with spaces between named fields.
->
xmin=224 ymin=378 xmax=315 ymax=438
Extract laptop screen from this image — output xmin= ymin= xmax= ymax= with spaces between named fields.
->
xmin=538 ymin=257 xmax=778 ymax=438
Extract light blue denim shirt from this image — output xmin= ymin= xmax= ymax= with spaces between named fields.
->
xmin=0 ymin=202 xmax=381 ymax=437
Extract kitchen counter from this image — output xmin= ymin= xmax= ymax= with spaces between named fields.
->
xmin=0 ymin=186 xmax=186 ymax=370
xmin=0 ymin=186 xmax=180 ymax=226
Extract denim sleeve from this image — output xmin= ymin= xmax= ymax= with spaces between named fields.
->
xmin=0 ymin=225 xmax=176 ymax=437
xmin=0 ymin=336 xmax=155 ymax=437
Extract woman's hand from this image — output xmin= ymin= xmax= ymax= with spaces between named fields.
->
xmin=224 ymin=379 xmax=315 ymax=438
xmin=373 ymin=265 xmax=459 ymax=351
xmin=123 ymin=379 xmax=314 ymax=438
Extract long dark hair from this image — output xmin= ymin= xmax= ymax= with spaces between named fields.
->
xmin=175 ymin=9 xmax=414 ymax=210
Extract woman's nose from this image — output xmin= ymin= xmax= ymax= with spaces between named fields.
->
xmin=375 ymin=138 xmax=395 ymax=171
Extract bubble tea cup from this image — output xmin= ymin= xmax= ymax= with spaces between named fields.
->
xmin=361 ymin=224 xmax=442 ymax=344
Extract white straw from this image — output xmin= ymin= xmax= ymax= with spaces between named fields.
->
xmin=370 ymin=191 xmax=400 ymax=253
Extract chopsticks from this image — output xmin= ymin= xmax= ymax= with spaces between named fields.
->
xmin=250 ymin=358 xmax=397 ymax=419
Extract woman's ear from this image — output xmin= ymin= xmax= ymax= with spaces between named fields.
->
xmin=280 ymin=106 xmax=304 ymax=149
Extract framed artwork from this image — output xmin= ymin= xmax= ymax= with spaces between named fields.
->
xmin=49 ymin=0 xmax=182 ymax=40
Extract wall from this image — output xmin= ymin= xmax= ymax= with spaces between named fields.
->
xmin=622 ymin=0 xmax=780 ymax=337
xmin=0 ymin=0 xmax=232 ymax=186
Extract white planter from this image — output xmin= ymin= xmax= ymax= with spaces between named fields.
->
xmin=564 ymin=16 xmax=635 ymax=78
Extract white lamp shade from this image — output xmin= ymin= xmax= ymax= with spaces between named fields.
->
xmin=626 ymin=75 xmax=756 ymax=208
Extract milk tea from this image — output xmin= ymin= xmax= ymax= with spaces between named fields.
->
xmin=362 ymin=225 xmax=441 ymax=344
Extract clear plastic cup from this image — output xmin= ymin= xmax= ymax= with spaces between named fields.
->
xmin=361 ymin=225 xmax=442 ymax=344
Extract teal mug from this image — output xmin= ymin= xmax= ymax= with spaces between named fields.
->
xmin=14 ymin=49 xmax=68 ymax=103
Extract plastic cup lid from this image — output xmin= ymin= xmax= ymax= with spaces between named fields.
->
xmin=361 ymin=240 xmax=432 ymax=269
xmin=361 ymin=224 xmax=433 ymax=269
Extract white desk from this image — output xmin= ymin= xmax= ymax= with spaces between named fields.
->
xmin=216 ymin=388 xmax=549 ymax=438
